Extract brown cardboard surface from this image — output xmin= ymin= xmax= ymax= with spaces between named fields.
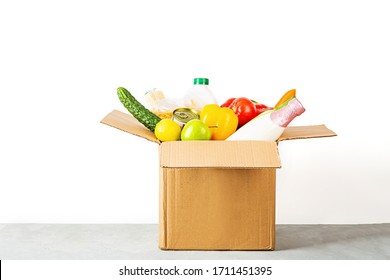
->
xmin=159 ymin=167 xmax=276 ymax=250
xmin=100 ymin=110 xmax=160 ymax=144
xmin=159 ymin=141 xmax=281 ymax=168
xmin=278 ymin=124 xmax=337 ymax=141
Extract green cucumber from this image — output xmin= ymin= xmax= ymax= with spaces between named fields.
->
xmin=117 ymin=87 xmax=161 ymax=132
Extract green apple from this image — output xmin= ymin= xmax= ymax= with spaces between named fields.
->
xmin=181 ymin=119 xmax=211 ymax=141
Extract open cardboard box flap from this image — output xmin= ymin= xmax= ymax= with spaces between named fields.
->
xmin=101 ymin=110 xmax=160 ymax=144
xmin=278 ymin=125 xmax=337 ymax=141
xmin=101 ymin=110 xmax=337 ymax=167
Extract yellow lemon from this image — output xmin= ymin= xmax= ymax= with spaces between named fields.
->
xmin=154 ymin=119 xmax=181 ymax=142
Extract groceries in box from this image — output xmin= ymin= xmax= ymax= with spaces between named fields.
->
xmin=101 ymin=78 xmax=336 ymax=250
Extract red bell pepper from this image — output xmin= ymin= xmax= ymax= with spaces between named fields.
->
xmin=221 ymin=97 xmax=273 ymax=127
xmin=220 ymin=97 xmax=258 ymax=127
xmin=220 ymin=98 xmax=236 ymax=108
xmin=255 ymin=103 xmax=273 ymax=114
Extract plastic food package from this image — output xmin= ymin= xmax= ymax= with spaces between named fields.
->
xmin=145 ymin=89 xmax=182 ymax=119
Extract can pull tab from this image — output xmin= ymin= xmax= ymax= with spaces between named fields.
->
xmin=176 ymin=112 xmax=189 ymax=119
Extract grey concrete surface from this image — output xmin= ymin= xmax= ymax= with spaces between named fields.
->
xmin=0 ymin=224 xmax=389 ymax=260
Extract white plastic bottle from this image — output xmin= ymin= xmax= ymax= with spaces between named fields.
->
xmin=227 ymin=98 xmax=305 ymax=141
xmin=182 ymin=78 xmax=218 ymax=112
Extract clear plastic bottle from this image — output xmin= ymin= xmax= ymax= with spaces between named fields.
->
xmin=227 ymin=98 xmax=305 ymax=141
xmin=182 ymin=78 xmax=218 ymax=113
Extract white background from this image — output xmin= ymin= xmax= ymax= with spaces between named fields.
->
xmin=1 ymin=0 xmax=389 ymax=224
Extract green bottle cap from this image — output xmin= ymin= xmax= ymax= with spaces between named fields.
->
xmin=194 ymin=78 xmax=209 ymax=85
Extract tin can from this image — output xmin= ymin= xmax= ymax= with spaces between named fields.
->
xmin=172 ymin=108 xmax=200 ymax=127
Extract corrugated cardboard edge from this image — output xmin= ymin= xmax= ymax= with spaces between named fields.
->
xmin=159 ymin=168 xmax=168 ymax=249
xmin=268 ymin=172 xmax=276 ymax=251
xmin=278 ymin=124 xmax=337 ymax=142
xmin=100 ymin=110 xmax=160 ymax=144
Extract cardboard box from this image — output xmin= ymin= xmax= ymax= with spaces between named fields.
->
xmin=101 ymin=110 xmax=336 ymax=250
